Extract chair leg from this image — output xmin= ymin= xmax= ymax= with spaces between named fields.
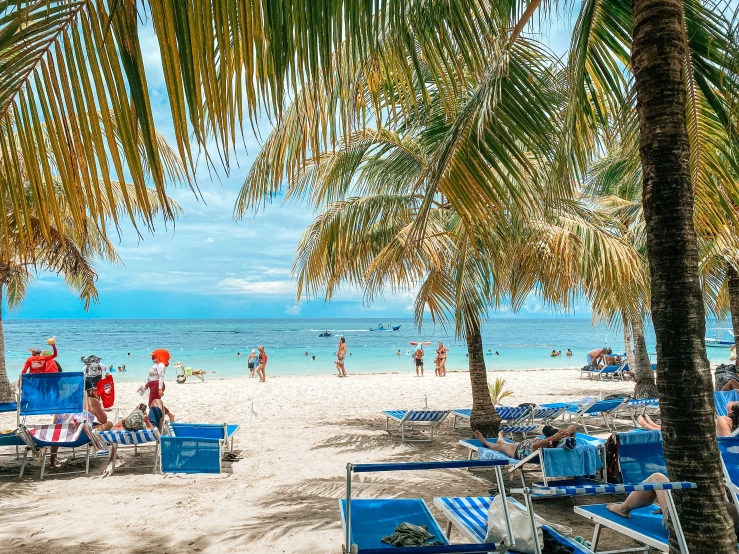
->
xmin=401 ymin=424 xmax=405 ymax=443
xmin=591 ymin=523 xmax=602 ymax=551
xmin=85 ymin=445 xmax=90 ymax=474
xmin=19 ymin=448 xmax=27 ymax=478
xmin=40 ymin=449 xmax=47 ymax=480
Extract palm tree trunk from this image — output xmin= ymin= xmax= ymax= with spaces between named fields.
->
xmin=632 ymin=0 xmax=736 ymax=550
xmin=632 ymin=318 xmax=657 ymax=398
xmin=0 ymin=284 xmax=12 ymax=402
xmin=726 ymin=264 xmax=739 ymax=346
xmin=621 ymin=313 xmax=635 ymax=369
xmin=466 ymin=320 xmax=501 ymax=436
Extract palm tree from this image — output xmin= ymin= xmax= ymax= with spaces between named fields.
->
xmin=236 ymin=36 xmax=645 ymax=434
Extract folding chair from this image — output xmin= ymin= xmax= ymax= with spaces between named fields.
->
xmin=17 ymin=372 xmax=100 ymax=479
xmin=160 ymin=436 xmax=222 ymax=474
xmin=169 ymin=423 xmax=239 ymax=453
xmin=566 ymin=398 xmax=626 ymax=434
xmin=450 ymin=407 xmax=536 ymax=437
xmin=97 ymin=428 xmax=162 ymax=474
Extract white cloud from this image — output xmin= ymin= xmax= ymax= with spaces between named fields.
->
xmin=218 ymin=278 xmax=294 ymax=295
xmin=285 ymin=302 xmax=302 ymax=315
xmin=206 ymin=237 xmax=215 ymax=243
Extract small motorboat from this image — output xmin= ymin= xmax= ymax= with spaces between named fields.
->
xmin=318 ymin=331 xmax=333 ymax=337
xmin=706 ymin=328 xmax=735 ymax=347
xmin=392 ymin=325 xmax=401 ymax=331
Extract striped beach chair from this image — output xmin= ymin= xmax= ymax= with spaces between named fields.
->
xmin=98 ymin=428 xmax=162 ymax=474
xmin=530 ymin=405 xmax=570 ymax=425
xmin=382 ymin=410 xmax=449 ymax=442
xmin=566 ymin=398 xmax=626 ymax=434
xmin=451 ymin=406 xmax=536 ymax=437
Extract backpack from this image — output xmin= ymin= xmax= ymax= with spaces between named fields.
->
xmin=81 ymin=355 xmax=103 ymax=378
xmin=605 ymin=434 xmax=621 ymax=484
xmin=715 ymin=364 xmax=738 ymax=391
xmin=123 ymin=409 xmax=146 ymax=431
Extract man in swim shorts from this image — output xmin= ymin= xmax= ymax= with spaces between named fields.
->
xmin=414 ymin=347 xmax=425 ymax=377
xmin=473 ymin=424 xmax=578 ymax=460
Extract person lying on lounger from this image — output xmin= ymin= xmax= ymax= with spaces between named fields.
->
xmin=637 ymin=414 xmax=662 ymax=431
xmin=607 ymin=473 xmax=739 ymax=533
xmin=473 ymin=424 xmax=577 ymax=461
xmin=717 ymin=401 xmax=739 ymax=437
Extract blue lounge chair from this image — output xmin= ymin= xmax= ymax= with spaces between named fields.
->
xmin=618 ymin=398 xmax=659 ymax=428
xmin=529 ymin=405 xmax=569 ymax=425
xmin=718 ymin=436 xmax=739 ymax=506
xmin=451 ymin=407 xmax=537 ymax=436
xmin=160 ymin=436 xmax=222 ymax=474
xmin=566 ymin=398 xmax=626 ymax=434
xmin=170 ymin=423 xmax=240 ymax=452
xmin=433 ymin=496 xmax=592 ymax=554
xmin=17 ymin=372 xmax=100 ymax=479
xmin=570 ymin=482 xmax=695 ymax=554
xmin=383 ymin=410 xmax=449 ymax=443
xmin=460 ymin=434 xmax=606 ymax=492
xmin=616 ymin=430 xmax=666 ymax=484
xmin=715 ymin=390 xmax=739 ymax=418
xmin=340 ymin=459 xmax=511 ymax=554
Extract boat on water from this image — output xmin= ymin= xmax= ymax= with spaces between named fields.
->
xmin=706 ymin=328 xmax=735 ymax=347
xmin=318 ymin=331 xmax=333 ymax=337
xmin=370 ymin=323 xmax=401 ymax=331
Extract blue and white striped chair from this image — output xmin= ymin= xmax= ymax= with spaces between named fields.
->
xmin=434 ymin=496 xmax=593 ymax=554
xmin=566 ymin=398 xmax=626 ymax=434
xmin=618 ymin=398 xmax=659 ymax=427
xmin=530 ymin=405 xmax=570 ymax=425
xmin=383 ymin=410 xmax=449 ymax=442
xmin=451 ymin=406 xmax=536 ymax=437
xmin=97 ymin=428 xmax=162 ymax=474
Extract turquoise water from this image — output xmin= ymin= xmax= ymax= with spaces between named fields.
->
xmin=2 ymin=318 xmax=733 ymax=382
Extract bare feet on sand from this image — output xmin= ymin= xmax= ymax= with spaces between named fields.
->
xmin=606 ymin=503 xmax=631 ymax=519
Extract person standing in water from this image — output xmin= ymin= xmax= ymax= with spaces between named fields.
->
xmin=335 ymin=337 xmax=347 ymax=377
xmin=247 ymin=349 xmax=258 ymax=378
xmin=256 ymin=346 xmax=268 ymax=382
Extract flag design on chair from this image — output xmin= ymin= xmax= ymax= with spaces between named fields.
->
xmin=27 ymin=423 xmax=83 ymax=443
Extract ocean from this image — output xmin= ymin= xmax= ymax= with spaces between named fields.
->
xmin=2 ymin=317 xmax=733 ymax=382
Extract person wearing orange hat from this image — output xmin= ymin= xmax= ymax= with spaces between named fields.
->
xmin=145 ymin=349 xmax=170 ymax=402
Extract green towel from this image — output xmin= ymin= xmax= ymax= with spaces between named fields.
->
xmin=381 ymin=523 xmax=444 ymax=547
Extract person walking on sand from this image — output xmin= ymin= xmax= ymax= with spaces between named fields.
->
xmin=414 ymin=346 xmax=425 ymax=377
xmin=435 ymin=342 xmax=449 ymax=377
xmin=256 ymin=345 xmax=268 ymax=382
xmin=335 ymin=337 xmax=347 ymax=377
xmin=247 ymin=349 xmax=258 ymax=378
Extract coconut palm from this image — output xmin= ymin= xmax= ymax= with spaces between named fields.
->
xmin=236 ymin=36 xmax=645 ymax=434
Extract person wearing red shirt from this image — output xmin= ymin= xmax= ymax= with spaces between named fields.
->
xmin=22 ymin=343 xmax=58 ymax=374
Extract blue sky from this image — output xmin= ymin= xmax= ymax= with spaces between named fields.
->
xmin=9 ymin=14 xmax=587 ymax=320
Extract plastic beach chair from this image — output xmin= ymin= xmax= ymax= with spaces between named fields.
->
xmin=718 ymin=436 xmax=739 ymax=506
xmin=17 ymin=372 xmax=98 ymax=479
xmin=160 ymin=436 xmax=222 ymax=474
xmin=570 ymin=482 xmax=695 ymax=554
xmin=530 ymin=405 xmax=569 ymax=425
xmin=617 ymin=430 xmax=667 ymax=484
xmin=97 ymin=428 xmax=162 ymax=474
xmin=433 ymin=496 xmax=592 ymax=554
xmin=383 ymin=410 xmax=449 ymax=443
xmin=340 ymin=459 xmax=510 ymax=554
xmin=170 ymin=422 xmax=240 ymax=453
xmin=618 ymin=398 xmax=659 ymax=427
xmin=566 ymin=398 xmax=626 ymax=434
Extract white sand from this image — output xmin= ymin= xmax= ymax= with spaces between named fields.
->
xmin=0 ymin=369 xmax=633 ymax=553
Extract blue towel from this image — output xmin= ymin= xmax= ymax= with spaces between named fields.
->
xmin=541 ymin=442 xmax=602 ymax=478
xmin=478 ymin=446 xmax=518 ymax=465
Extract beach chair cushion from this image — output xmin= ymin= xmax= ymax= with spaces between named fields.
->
xmin=718 ymin=437 xmax=739 ymax=492
xmin=20 ymin=372 xmax=85 ymax=416
xmin=26 ymin=423 xmax=90 ymax=448
xmin=541 ymin=442 xmax=602 ymax=478
xmin=531 ymin=406 xmax=568 ymax=421
xmin=339 ymin=498 xmax=450 ymax=550
xmin=451 ymin=409 xmax=471 ymax=420
xmin=618 ymin=430 xmax=666 ymax=484
xmin=160 ymin=436 xmax=221 ymax=474
xmin=99 ymin=429 xmax=160 ymax=445
xmin=383 ymin=410 xmax=448 ymax=424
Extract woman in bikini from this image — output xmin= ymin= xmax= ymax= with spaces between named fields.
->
xmin=335 ymin=337 xmax=347 ymax=377
xmin=473 ymin=424 xmax=578 ymax=461
xmin=434 ymin=342 xmax=448 ymax=377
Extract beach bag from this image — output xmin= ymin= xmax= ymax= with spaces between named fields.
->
xmin=715 ymin=364 xmax=738 ymax=391
xmin=605 ymin=434 xmax=621 ymax=484
xmin=486 ymin=496 xmax=541 ymax=553
xmin=123 ymin=409 xmax=146 ymax=431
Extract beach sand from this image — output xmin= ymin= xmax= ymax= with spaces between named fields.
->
xmin=0 ymin=369 xmax=641 ymax=553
